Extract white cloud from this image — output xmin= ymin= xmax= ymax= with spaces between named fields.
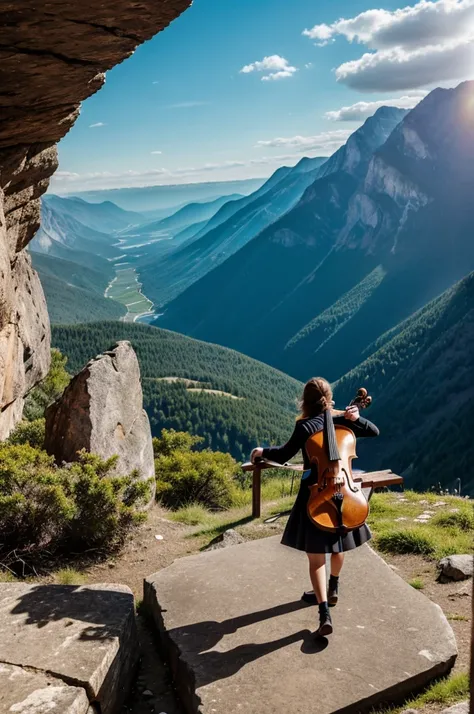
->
xmin=151 ymin=150 xmax=163 ymax=155
xmin=305 ymin=62 xmax=313 ymax=69
xmin=256 ymin=129 xmax=352 ymax=152
xmin=325 ymin=91 xmax=427 ymax=120
xmin=303 ymin=0 xmax=474 ymax=91
xmin=240 ymin=55 xmax=298 ymax=81
xmin=304 ymin=23 xmax=334 ymax=42
xmin=49 ymin=153 xmax=328 ymax=193
xmin=89 ymin=122 xmax=106 ymax=128
xmin=337 ymin=39 xmax=474 ymax=91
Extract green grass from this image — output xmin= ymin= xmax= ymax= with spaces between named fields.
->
xmin=0 ymin=569 xmax=16 ymax=582
xmin=169 ymin=477 xmax=296 ymax=532
xmin=54 ymin=568 xmax=86 ymax=586
xmin=431 ymin=509 xmax=474 ymax=530
xmin=371 ymin=672 xmax=469 ymax=713
xmin=376 ymin=529 xmax=437 ymax=556
xmin=409 ymin=578 xmax=425 ymax=590
xmin=169 ymin=489 xmax=473 ymax=562
xmin=414 ymin=672 xmax=469 ymax=707
xmin=368 ymin=491 xmax=473 ymax=560
xmin=169 ymin=503 xmax=216 ymax=527
xmin=447 ymin=613 xmax=469 ymax=622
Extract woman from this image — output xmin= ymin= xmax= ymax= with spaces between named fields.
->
xmin=251 ymin=377 xmax=379 ymax=638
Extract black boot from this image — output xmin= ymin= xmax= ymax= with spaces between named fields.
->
xmin=314 ymin=602 xmax=333 ymax=638
xmin=301 ymin=590 xmax=318 ymax=605
xmin=328 ymin=575 xmax=339 ymax=607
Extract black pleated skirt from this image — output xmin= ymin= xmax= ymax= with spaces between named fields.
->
xmin=281 ymin=468 xmax=372 ymax=554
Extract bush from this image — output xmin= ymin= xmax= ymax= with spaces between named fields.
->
xmin=64 ymin=452 xmax=151 ymax=551
xmin=375 ymin=528 xmax=436 ymax=556
xmin=7 ymin=419 xmax=45 ymax=449
xmin=0 ymin=445 xmax=75 ymax=559
xmin=155 ymin=429 xmax=238 ymax=510
xmin=0 ymin=444 xmax=151 ymax=572
xmin=153 ymin=429 xmax=203 ymax=457
xmin=23 ymin=349 xmax=70 ymax=421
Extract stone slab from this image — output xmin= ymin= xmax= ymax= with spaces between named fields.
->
xmin=145 ymin=537 xmax=457 ymax=714
xmin=0 ymin=583 xmax=139 ymax=714
xmin=0 ymin=662 xmax=89 ymax=714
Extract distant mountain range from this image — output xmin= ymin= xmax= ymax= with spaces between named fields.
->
xmin=131 ymin=193 xmax=242 ymax=239
xmin=43 ymin=194 xmax=145 ymax=234
xmin=159 ymin=83 xmax=474 ymax=389
xmin=64 ymin=178 xmax=265 ymax=213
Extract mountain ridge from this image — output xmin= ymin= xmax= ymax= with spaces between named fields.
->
xmin=158 ymin=84 xmax=474 ymax=388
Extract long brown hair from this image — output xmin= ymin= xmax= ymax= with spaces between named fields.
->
xmin=298 ymin=377 xmax=333 ymax=419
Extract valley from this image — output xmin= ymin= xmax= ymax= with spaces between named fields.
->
xmin=105 ymin=267 xmax=154 ymax=322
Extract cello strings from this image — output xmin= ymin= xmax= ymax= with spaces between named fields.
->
xmin=324 ymin=409 xmax=341 ymax=462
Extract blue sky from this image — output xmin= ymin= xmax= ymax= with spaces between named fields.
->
xmin=51 ymin=0 xmax=474 ymax=193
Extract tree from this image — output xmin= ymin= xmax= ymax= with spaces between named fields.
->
xmin=23 ymin=349 xmax=70 ymax=421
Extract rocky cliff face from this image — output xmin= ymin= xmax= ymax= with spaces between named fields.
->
xmin=0 ymin=0 xmax=191 ymax=438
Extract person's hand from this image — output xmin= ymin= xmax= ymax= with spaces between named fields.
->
xmin=251 ymin=447 xmax=264 ymax=463
xmin=344 ymin=405 xmax=360 ymax=422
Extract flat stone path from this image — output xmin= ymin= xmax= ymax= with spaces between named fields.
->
xmin=145 ymin=537 xmax=457 ymax=714
xmin=0 ymin=583 xmax=138 ymax=714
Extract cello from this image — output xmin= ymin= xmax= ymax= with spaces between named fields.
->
xmin=306 ymin=387 xmax=373 ymax=534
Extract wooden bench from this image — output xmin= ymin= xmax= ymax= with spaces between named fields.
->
xmin=241 ymin=460 xmax=403 ymax=518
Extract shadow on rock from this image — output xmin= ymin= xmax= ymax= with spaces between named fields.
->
xmin=10 ymin=584 xmax=134 ymax=640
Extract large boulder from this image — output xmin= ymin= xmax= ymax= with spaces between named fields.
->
xmin=145 ymin=537 xmax=458 ymax=714
xmin=45 ymin=341 xmax=155 ymax=504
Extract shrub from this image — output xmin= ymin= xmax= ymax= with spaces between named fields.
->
xmin=63 ymin=452 xmax=151 ymax=551
xmin=23 ymin=349 xmax=70 ymax=421
xmin=153 ymin=429 xmax=203 ymax=457
xmin=375 ymin=528 xmax=436 ymax=556
xmin=0 ymin=444 xmax=150 ymax=572
xmin=155 ymin=448 xmax=238 ymax=510
xmin=7 ymin=419 xmax=45 ymax=449
xmin=0 ymin=444 xmax=75 ymax=559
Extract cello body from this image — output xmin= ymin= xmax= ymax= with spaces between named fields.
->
xmin=306 ymin=409 xmax=370 ymax=534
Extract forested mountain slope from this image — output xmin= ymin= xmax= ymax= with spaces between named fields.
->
xmin=40 ymin=274 xmax=126 ymax=324
xmin=52 ymin=322 xmax=302 ymax=461
xmin=160 ymin=83 xmax=474 ymax=386
xmin=336 ymin=271 xmax=474 ymax=495
xmin=140 ymin=155 xmax=329 ymax=306
xmin=31 ymin=252 xmax=126 ymax=324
